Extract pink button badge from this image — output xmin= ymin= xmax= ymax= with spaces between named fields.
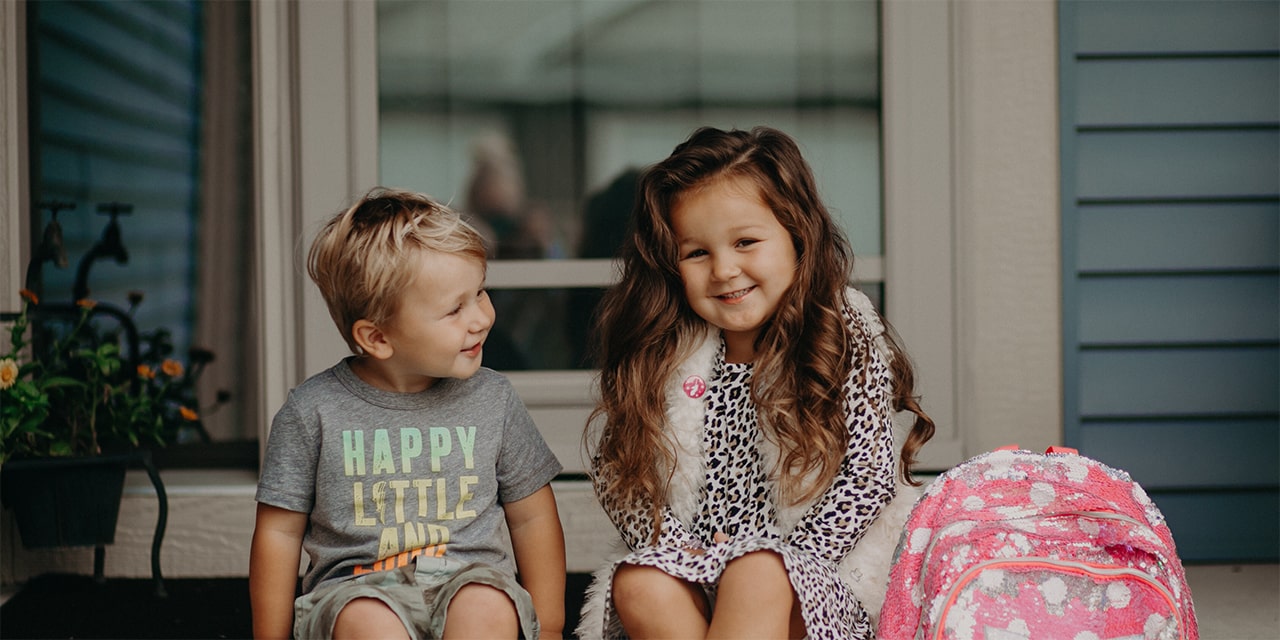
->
xmin=682 ymin=375 xmax=706 ymax=399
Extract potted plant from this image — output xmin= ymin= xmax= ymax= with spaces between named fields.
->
xmin=0 ymin=288 xmax=204 ymax=550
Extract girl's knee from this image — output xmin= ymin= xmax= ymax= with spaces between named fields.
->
xmin=612 ymin=564 xmax=711 ymax=632
xmin=611 ymin=563 xmax=670 ymax=602
xmin=612 ymin=564 xmax=705 ymax=610
xmin=725 ymin=550 xmax=787 ymax=576
xmin=722 ymin=551 xmax=794 ymax=599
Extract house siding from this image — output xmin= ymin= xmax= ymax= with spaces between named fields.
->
xmin=1060 ymin=0 xmax=1279 ymax=561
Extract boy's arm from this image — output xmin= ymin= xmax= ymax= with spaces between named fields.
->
xmin=505 ymin=484 xmax=566 ymax=640
xmin=250 ymin=502 xmax=308 ymax=640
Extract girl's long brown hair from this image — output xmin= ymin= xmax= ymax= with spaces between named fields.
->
xmin=588 ymin=127 xmax=934 ymax=536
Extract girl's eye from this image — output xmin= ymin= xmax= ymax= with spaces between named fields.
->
xmin=682 ymin=248 xmax=708 ymax=260
xmin=736 ymin=238 xmax=758 ymax=248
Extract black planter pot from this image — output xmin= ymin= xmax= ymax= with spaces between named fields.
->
xmin=1 ymin=451 xmax=169 ymax=595
xmin=0 ymin=453 xmax=132 ymax=548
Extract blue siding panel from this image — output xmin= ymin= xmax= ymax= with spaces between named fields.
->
xmin=1076 ymin=58 xmax=1280 ymax=126
xmin=1077 ymin=203 xmax=1279 ymax=272
xmin=1152 ymin=491 xmax=1280 ymax=562
xmin=1079 ymin=347 xmax=1279 ymax=417
xmin=1062 ymin=0 xmax=1280 ymax=562
xmin=32 ymin=0 xmax=204 ymax=351
xmin=1079 ymin=419 xmax=1279 ymax=489
xmin=1074 ymin=0 xmax=1280 ymax=54
xmin=1076 ymin=130 xmax=1280 ymax=200
xmin=1078 ymin=274 xmax=1279 ymax=344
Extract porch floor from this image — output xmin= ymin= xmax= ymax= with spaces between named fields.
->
xmin=0 ymin=564 xmax=1274 ymax=639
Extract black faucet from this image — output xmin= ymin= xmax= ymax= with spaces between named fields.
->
xmin=73 ymin=202 xmax=132 ymax=301
xmin=23 ymin=200 xmax=75 ymax=299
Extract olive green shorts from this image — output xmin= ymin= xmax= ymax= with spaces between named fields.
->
xmin=293 ymin=557 xmax=538 ymax=639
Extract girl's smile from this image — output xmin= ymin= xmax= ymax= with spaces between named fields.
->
xmin=671 ymin=175 xmax=797 ymax=363
xmin=715 ymin=286 xmax=756 ymax=302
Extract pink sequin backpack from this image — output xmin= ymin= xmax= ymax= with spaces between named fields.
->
xmin=878 ymin=446 xmax=1198 ymax=640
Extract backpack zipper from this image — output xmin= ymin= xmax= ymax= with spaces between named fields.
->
xmin=928 ymin=557 xmax=1182 ymax=640
xmin=917 ymin=509 xmax=1155 ymax=587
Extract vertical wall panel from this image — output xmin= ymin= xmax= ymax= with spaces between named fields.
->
xmin=1060 ymin=0 xmax=1280 ymax=562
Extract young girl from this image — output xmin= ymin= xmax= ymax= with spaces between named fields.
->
xmin=578 ymin=126 xmax=934 ymax=639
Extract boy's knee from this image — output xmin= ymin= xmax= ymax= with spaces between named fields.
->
xmin=333 ymin=597 xmax=410 ymax=640
xmin=446 ymin=583 xmax=517 ymax=631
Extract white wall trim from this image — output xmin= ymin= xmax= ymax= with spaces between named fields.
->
xmin=950 ymin=0 xmax=1062 ymax=455
xmin=253 ymin=0 xmax=302 ymax=455
xmin=0 ymin=0 xmax=27 ymax=306
xmin=296 ymin=0 xmax=381 ymax=380
xmin=882 ymin=0 xmax=963 ymax=468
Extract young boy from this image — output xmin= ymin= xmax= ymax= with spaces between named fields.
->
xmin=249 ymin=188 xmax=565 ymax=639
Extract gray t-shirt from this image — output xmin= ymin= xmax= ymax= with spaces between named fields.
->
xmin=256 ymin=359 xmax=562 ymax=594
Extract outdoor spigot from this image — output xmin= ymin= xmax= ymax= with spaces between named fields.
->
xmin=73 ymin=202 xmax=133 ymax=301
xmin=95 ymin=202 xmax=132 ymax=264
xmin=23 ymin=200 xmax=76 ymax=296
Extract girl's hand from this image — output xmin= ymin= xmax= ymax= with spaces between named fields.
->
xmin=685 ymin=531 xmax=730 ymax=555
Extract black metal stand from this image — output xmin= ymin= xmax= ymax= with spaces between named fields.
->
xmin=91 ymin=450 xmax=168 ymax=598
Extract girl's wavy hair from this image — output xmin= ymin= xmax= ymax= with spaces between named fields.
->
xmin=587 ymin=126 xmax=934 ymax=534
xmin=307 ymin=187 xmax=487 ymax=354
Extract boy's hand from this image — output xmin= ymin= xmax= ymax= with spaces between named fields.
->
xmin=506 ymin=485 xmax=567 ymax=640
xmin=249 ymin=503 xmax=308 ymax=640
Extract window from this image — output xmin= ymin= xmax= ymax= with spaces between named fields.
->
xmin=272 ymin=0 xmax=962 ymax=472
xmin=25 ymin=0 xmax=258 ymax=455
xmin=377 ymin=0 xmax=885 ymax=372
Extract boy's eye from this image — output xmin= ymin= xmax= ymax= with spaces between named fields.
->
xmin=682 ymin=248 xmax=708 ymax=260
xmin=736 ymin=238 xmax=758 ymax=248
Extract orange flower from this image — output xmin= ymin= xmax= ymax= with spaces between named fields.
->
xmin=179 ymin=406 xmax=199 ymax=421
xmin=19 ymin=289 xmax=38 ymax=305
xmin=161 ymin=359 xmax=183 ymax=377
xmin=76 ymin=299 xmax=97 ymax=309
xmin=137 ymin=364 xmax=156 ymax=379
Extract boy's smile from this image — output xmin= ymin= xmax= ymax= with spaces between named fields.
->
xmin=354 ymin=251 xmax=495 ymax=393
xmin=671 ymin=175 xmax=797 ymax=363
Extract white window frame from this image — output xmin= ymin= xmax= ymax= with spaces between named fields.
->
xmin=254 ymin=0 xmax=962 ymax=471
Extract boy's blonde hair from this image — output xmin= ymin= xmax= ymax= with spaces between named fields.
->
xmin=307 ymin=187 xmax=487 ymax=354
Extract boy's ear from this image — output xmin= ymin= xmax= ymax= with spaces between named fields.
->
xmin=351 ymin=319 xmax=393 ymax=360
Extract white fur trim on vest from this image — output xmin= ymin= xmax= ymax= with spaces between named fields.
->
xmin=575 ymin=289 xmax=918 ymax=638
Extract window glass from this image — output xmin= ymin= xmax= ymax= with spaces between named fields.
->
xmin=377 ymin=0 xmax=881 ymax=369
xmin=27 ymin=0 xmax=257 ymax=447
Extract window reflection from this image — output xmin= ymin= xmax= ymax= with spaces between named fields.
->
xmin=28 ymin=0 xmax=257 ymax=444
xmin=377 ymin=0 xmax=881 ymax=370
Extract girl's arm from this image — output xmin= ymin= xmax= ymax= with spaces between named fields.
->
xmin=784 ymin=328 xmax=899 ymax=565
xmin=784 ymin=448 xmax=896 ymax=565
xmin=506 ymin=484 xmax=566 ymax=640
xmin=591 ymin=457 xmax=703 ymax=551
xmin=249 ymin=503 xmax=308 ymax=640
